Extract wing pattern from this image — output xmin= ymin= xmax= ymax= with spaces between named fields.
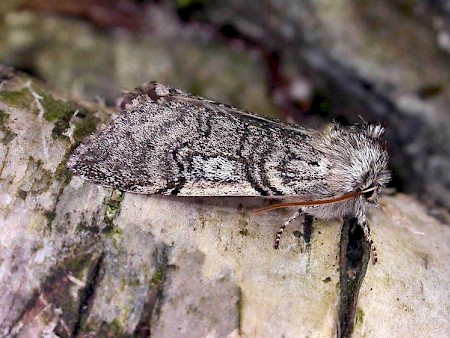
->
xmin=68 ymin=83 xmax=332 ymax=197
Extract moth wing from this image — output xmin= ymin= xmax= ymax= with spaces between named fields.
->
xmin=68 ymin=82 xmax=330 ymax=197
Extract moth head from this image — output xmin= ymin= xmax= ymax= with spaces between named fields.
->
xmin=360 ymin=184 xmax=383 ymax=204
xmin=251 ymin=122 xmax=391 ymax=214
xmin=357 ymin=123 xmax=390 ymax=205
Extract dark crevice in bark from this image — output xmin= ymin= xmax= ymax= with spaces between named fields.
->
xmin=2 ymin=289 xmax=40 ymax=338
xmin=72 ymin=253 xmax=105 ymax=337
xmin=134 ymin=243 xmax=172 ymax=337
xmin=337 ymin=217 xmax=370 ymax=338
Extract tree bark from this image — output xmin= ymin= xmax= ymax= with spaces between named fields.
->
xmin=1 ymin=68 xmax=449 ymax=337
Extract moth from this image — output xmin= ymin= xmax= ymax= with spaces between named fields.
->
xmin=67 ymin=82 xmax=390 ymax=263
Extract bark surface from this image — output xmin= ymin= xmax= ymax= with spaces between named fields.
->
xmin=1 ymin=69 xmax=449 ymax=337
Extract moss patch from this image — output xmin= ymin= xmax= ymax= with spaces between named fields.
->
xmin=100 ymin=319 xmax=127 ymax=337
xmin=103 ymin=224 xmax=123 ymax=236
xmin=0 ymin=89 xmax=32 ymax=108
xmin=35 ymin=91 xmax=100 ymax=141
xmin=237 ymin=287 xmax=243 ymax=335
xmin=356 ymin=307 xmax=365 ymax=324
xmin=54 ymin=158 xmax=73 ymax=185
xmin=0 ymin=110 xmax=17 ymax=145
xmin=151 ymin=270 xmax=163 ymax=286
xmin=40 ymin=91 xmax=76 ymax=123
xmin=1 ymin=87 xmax=100 ymax=142
xmin=239 ymin=227 xmax=249 ymax=236
xmin=17 ymin=190 xmax=28 ymax=200
xmin=26 ymin=157 xmax=54 ymax=195
xmin=38 ymin=253 xmax=101 ymax=336
xmin=0 ymin=110 xmax=8 ymax=125
xmin=176 ymin=0 xmax=205 ymax=9
xmin=104 ymin=190 xmax=125 ymax=225
xmin=38 ymin=91 xmax=78 ymax=139
xmin=72 ymin=109 xmax=100 ymax=142
xmin=76 ymin=220 xmax=100 ymax=235
xmin=44 ymin=210 xmax=56 ymax=225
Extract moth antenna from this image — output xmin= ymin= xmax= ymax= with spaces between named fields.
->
xmin=251 ymin=187 xmax=377 ymax=213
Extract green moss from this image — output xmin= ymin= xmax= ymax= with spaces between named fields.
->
xmin=76 ymin=221 xmax=88 ymax=232
xmin=76 ymin=221 xmax=99 ymax=234
xmin=104 ymin=190 xmax=125 ymax=225
xmin=44 ymin=210 xmax=56 ymax=225
xmin=0 ymin=110 xmax=17 ymax=145
xmin=186 ymin=304 xmax=199 ymax=314
xmin=239 ymin=228 xmax=249 ymax=236
xmin=63 ymin=253 xmax=94 ymax=279
xmin=105 ymin=319 xmax=126 ymax=336
xmin=356 ymin=307 xmax=365 ymax=324
xmin=103 ymin=224 xmax=123 ymax=249
xmin=292 ymin=230 xmax=302 ymax=238
xmin=40 ymin=91 xmax=76 ymax=122
xmin=54 ymin=159 xmax=73 ymax=185
xmin=1 ymin=85 xmax=99 ymax=142
xmin=83 ymin=318 xmax=127 ymax=337
xmin=42 ymin=254 xmax=99 ymax=335
xmin=52 ymin=119 xmax=70 ymax=140
xmin=72 ymin=109 xmax=100 ymax=142
xmin=176 ymin=0 xmax=204 ymax=9
xmin=37 ymin=91 xmax=77 ymax=139
xmin=238 ymin=218 xmax=248 ymax=226
xmin=237 ymin=287 xmax=243 ymax=335
xmin=151 ymin=270 xmax=163 ymax=286
xmin=103 ymin=225 xmax=123 ymax=236
xmin=0 ymin=89 xmax=32 ymax=108
xmin=17 ymin=190 xmax=28 ymax=200
xmin=27 ymin=157 xmax=54 ymax=195
xmin=198 ymin=213 xmax=219 ymax=229
xmin=35 ymin=90 xmax=100 ymax=141
xmin=0 ymin=110 xmax=7 ymax=125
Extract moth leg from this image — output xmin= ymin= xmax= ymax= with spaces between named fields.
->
xmin=274 ymin=209 xmax=302 ymax=249
xmin=360 ymin=221 xmax=378 ymax=264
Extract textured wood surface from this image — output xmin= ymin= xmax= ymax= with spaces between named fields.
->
xmin=1 ymin=69 xmax=449 ymax=337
